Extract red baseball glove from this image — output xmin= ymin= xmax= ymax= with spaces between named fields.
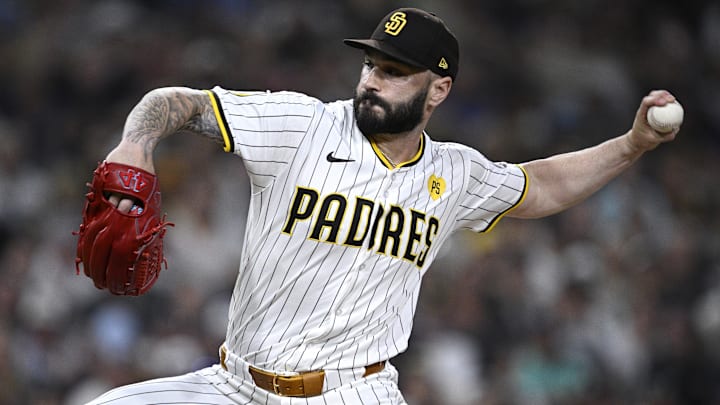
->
xmin=74 ymin=161 xmax=173 ymax=296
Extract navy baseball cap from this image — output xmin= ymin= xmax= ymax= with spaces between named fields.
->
xmin=344 ymin=8 xmax=459 ymax=80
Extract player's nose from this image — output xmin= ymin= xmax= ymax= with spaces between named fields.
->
xmin=360 ymin=67 xmax=382 ymax=92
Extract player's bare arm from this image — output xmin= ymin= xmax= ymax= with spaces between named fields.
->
xmin=509 ymin=90 xmax=680 ymax=219
xmin=106 ymin=87 xmax=222 ymax=170
xmin=105 ymin=87 xmax=221 ymax=211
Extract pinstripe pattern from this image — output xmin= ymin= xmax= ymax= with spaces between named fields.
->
xmin=87 ymin=88 xmax=525 ymax=404
xmin=211 ymin=87 xmax=526 ymax=373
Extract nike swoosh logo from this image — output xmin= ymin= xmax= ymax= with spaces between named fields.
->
xmin=326 ymin=152 xmax=355 ymax=163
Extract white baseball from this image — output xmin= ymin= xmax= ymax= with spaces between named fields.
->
xmin=647 ymin=100 xmax=683 ymax=134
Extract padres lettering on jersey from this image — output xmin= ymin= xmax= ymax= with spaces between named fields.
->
xmin=208 ymin=86 xmax=527 ymax=372
xmin=282 ymin=187 xmax=440 ymax=268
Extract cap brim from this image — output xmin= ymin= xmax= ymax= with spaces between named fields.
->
xmin=343 ymin=38 xmax=427 ymax=70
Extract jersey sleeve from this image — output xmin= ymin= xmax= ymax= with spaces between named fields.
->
xmin=455 ymin=149 xmax=528 ymax=233
xmin=206 ymin=86 xmax=321 ymax=188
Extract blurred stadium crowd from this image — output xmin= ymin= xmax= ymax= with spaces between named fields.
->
xmin=1 ymin=0 xmax=719 ymax=404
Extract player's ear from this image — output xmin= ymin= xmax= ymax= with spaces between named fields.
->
xmin=427 ymin=76 xmax=452 ymax=107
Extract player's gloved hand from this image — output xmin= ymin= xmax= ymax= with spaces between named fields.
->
xmin=74 ymin=161 xmax=173 ymax=296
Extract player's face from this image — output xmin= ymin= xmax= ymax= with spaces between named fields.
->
xmin=353 ymin=52 xmax=430 ymax=136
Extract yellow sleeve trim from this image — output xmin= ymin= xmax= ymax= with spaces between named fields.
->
xmin=204 ymin=90 xmax=233 ymax=153
xmin=482 ymin=164 xmax=529 ymax=233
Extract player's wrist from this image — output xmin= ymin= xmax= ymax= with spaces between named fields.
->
xmin=622 ymin=129 xmax=653 ymax=156
xmin=105 ymin=141 xmax=156 ymax=174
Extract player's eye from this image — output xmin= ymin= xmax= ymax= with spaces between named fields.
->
xmin=363 ymin=59 xmax=374 ymax=69
xmin=384 ymin=67 xmax=402 ymax=77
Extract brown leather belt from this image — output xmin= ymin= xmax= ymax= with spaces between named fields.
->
xmin=248 ymin=361 xmax=386 ymax=397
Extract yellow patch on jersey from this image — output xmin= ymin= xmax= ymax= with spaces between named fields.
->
xmin=428 ymin=175 xmax=445 ymax=201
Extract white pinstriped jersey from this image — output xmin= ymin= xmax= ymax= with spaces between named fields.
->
xmin=208 ymin=86 xmax=527 ymax=373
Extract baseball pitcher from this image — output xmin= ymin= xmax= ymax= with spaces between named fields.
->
xmin=76 ymin=7 xmax=680 ymax=404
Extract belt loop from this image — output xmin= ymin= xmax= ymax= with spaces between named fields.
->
xmin=363 ymin=361 xmax=386 ymax=378
xmin=219 ymin=345 xmax=228 ymax=371
xmin=272 ymin=374 xmax=281 ymax=395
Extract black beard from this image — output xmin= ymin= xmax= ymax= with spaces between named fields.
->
xmin=353 ymin=87 xmax=428 ymax=136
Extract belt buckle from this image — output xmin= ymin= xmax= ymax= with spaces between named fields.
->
xmin=272 ymin=374 xmax=282 ymax=396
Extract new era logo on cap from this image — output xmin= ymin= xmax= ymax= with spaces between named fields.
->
xmin=344 ymin=8 xmax=460 ymax=80
xmin=438 ymin=57 xmax=448 ymax=70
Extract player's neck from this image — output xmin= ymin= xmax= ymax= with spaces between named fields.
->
xmin=369 ymin=130 xmax=423 ymax=167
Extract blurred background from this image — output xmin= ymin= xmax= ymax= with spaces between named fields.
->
xmin=1 ymin=0 xmax=719 ymax=404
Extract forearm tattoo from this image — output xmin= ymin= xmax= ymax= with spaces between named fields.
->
xmin=123 ymin=89 xmax=224 ymax=160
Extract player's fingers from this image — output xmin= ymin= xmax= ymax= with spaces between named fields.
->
xmin=658 ymin=127 xmax=680 ymax=142
xmin=637 ymin=90 xmax=674 ymax=124
xmin=644 ymin=90 xmax=675 ymax=107
xmin=106 ymin=193 xmax=134 ymax=213
xmin=117 ymin=198 xmax=134 ymax=213
xmin=107 ymin=193 xmax=120 ymax=207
